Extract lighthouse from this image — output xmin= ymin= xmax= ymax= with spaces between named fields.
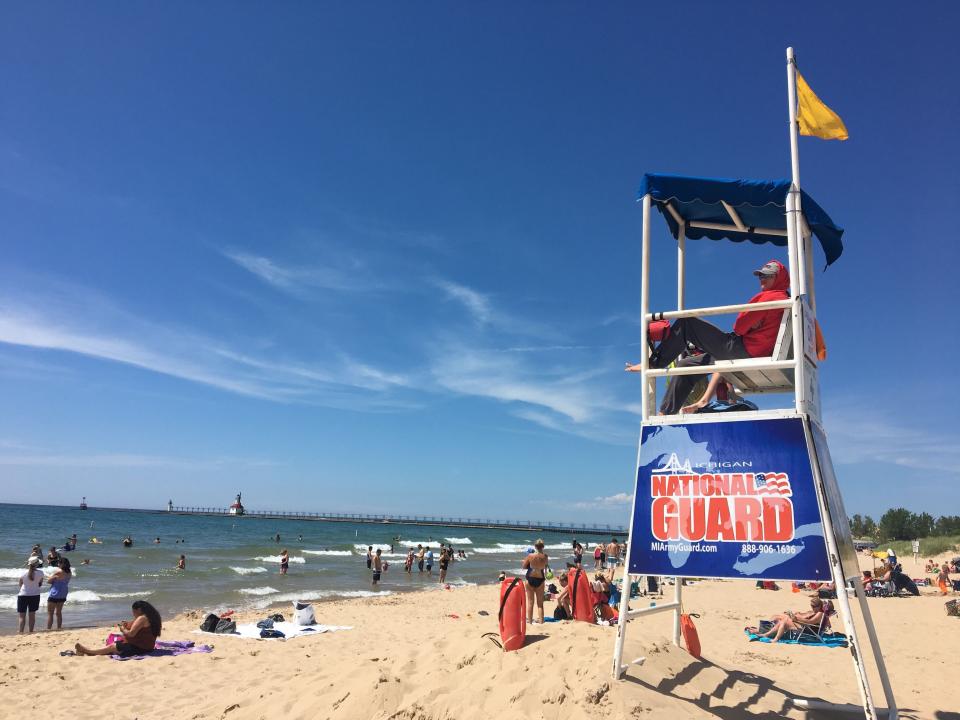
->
xmin=229 ymin=492 xmax=245 ymax=516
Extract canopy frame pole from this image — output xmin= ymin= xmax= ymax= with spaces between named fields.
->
xmin=639 ymin=194 xmax=654 ymax=419
xmin=785 ymin=192 xmax=806 ymax=415
xmin=677 ymin=219 xmax=686 ymax=310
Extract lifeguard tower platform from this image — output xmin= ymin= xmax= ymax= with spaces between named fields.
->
xmin=611 ymin=171 xmax=896 ymax=719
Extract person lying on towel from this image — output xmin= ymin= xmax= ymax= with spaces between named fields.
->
xmin=748 ymin=595 xmax=825 ymax=642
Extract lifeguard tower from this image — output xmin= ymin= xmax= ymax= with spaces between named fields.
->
xmin=611 ymin=49 xmax=896 ymax=720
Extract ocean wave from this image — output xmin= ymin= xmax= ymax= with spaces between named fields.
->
xmin=471 ymin=542 xmax=570 ymax=555
xmin=252 ymin=589 xmax=391 ymax=609
xmin=230 ymin=566 xmax=268 ymax=575
xmin=0 ymin=566 xmax=73 ymax=581
xmin=238 ymin=586 xmax=280 ymax=596
xmin=101 ymin=591 xmax=153 ymax=599
xmin=0 ymin=589 xmax=103 ymax=610
xmin=302 ymin=550 xmax=352 ymax=556
xmin=253 ymin=555 xmax=306 ymax=564
xmin=353 ymin=543 xmax=392 ymax=552
xmin=445 ymin=537 xmax=472 ymax=544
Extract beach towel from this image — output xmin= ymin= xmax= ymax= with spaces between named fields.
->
xmin=196 ymin=621 xmax=351 ymax=640
xmin=744 ymin=627 xmax=848 ymax=648
xmin=111 ymin=640 xmax=214 ymax=661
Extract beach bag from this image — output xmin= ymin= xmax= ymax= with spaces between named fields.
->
xmin=200 ymin=613 xmax=220 ymax=632
xmin=680 ymin=613 xmax=701 ymax=659
xmin=214 ymin=618 xmax=237 ymax=634
xmin=946 ymin=599 xmax=959 ymax=618
xmin=293 ymin=601 xmax=316 ymax=626
xmin=105 ymin=632 xmax=124 ymax=646
xmin=553 ymin=605 xmax=569 ymax=621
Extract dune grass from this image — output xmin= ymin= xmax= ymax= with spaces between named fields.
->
xmin=881 ymin=535 xmax=960 ymax=559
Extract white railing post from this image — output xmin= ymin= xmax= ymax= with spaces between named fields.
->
xmin=677 ymin=220 xmax=686 ymax=311
xmin=640 ymin=194 xmax=652 ymax=420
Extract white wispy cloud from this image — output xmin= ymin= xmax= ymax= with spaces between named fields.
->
xmin=0 ymin=285 xmax=415 ymax=411
xmin=534 ymin=492 xmax=634 ymax=512
xmin=429 ymin=340 xmax=636 ymax=444
xmin=0 ymin=452 xmax=276 ymax=469
xmin=823 ymin=404 xmax=960 ymax=475
xmin=434 ymin=279 xmax=493 ymax=324
xmin=221 ymin=249 xmax=379 ymax=294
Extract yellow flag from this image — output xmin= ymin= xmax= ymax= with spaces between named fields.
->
xmin=796 ymin=71 xmax=849 ymax=140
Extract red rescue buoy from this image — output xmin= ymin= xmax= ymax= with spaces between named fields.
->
xmin=680 ymin=613 xmax=701 ymax=658
xmin=498 ymin=576 xmax=526 ymax=651
xmin=568 ymin=567 xmax=595 ymax=623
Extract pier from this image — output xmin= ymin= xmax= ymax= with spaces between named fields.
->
xmin=160 ymin=506 xmax=627 ymax=536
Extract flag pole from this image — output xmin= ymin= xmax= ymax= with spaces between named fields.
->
xmin=785 ymin=47 xmax=805 ymax=298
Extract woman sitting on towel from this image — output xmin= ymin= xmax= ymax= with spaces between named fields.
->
xmin=75 ymin=600 xmax=162 ymax=657
xmin=749 ymin=596 xmax=825 ymax=642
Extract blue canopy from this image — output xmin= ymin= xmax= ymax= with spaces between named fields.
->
xmin=637 ymin=173 xmax=844 ymax=266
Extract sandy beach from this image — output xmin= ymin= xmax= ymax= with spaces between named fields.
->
xmin=0 ymin=551 xmax=956 ymax=719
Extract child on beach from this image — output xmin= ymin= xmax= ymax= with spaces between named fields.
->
xmin=937 ymin=563 xmax=951 ymax=596
xmin=177 ymin=555 xmax=186 ymax=570
xmin=404 ymin=549 xmax=414 ymax=573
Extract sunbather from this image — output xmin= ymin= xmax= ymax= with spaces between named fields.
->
xmin=75 ymin=600 xmax=161 ymax=657
xmin=749 ymin=596 xmax=825 ymax=642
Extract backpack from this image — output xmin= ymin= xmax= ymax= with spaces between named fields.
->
xmin=214 ymin=618 xmax=237 ymax=634
xmin=200 ymin=613 xmax=220 ymax=633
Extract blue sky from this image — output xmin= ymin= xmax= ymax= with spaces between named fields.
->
xmin=1 ymin=4 xmax=958 ymax=523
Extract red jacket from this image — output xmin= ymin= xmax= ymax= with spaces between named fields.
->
xmin=733 ymin=260 xmax=789 ymax=357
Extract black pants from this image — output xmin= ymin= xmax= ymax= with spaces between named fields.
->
xmin=652 ymin=318 xmax=751 ymax=415
xmin=659 ymin=354 xmax=711 ymax=415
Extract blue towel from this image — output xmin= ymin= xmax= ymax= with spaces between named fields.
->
xmin=744 ymin=628 xmax=848 ymax=648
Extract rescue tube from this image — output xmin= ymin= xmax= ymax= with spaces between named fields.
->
xmin=568 ymin=568 xmax=595 ymax=623
xmin=680 ymin=613 xmax=701 ymax=658
xmin=498 ymin=577 xmax=526 ymax=652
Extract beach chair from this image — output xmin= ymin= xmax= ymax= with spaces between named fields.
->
xmin=789 ymin=600 xmax=835 ymax=643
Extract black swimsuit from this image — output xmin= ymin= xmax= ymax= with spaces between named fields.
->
xmin=526 ymin=568 xmax=545 ymax=588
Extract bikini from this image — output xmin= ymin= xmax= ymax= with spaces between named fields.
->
xmin=526 ymin=567 xmax=545 ymax=588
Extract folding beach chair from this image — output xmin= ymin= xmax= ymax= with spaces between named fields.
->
xmin=790 ymin=600 xmax=835 ymax=642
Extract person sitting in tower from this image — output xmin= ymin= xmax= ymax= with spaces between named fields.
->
xmin=625 ymin=260 xmax=789 ymax=415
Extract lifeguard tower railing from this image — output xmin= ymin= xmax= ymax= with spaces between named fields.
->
xmin=615 ymin=173 xmax=897 ymax=720
xmin=634 ymin=174 xmax=841 ymax=423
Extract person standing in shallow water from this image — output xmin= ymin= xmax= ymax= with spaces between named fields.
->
xmin=46 ymin=557 xmax=71 ymax=630
xmin=366 ymin=546 xmax=373 ymax=570
xmin=522 ymin=540 xmax=548 ymax=625
xmin=372 ymin=549 xmax=383 ymax=586
xmin=279 ymin=549 xmax=289 ymax=575
xmin=17 ymin=557 xmax=43 ymax=633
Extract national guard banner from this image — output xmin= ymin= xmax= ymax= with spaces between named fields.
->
xmin=627 ymin=418 xmax=831 ymax=582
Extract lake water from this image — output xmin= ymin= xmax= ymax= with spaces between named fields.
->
xmin=0 ymin=504 xmax=615 ymax=633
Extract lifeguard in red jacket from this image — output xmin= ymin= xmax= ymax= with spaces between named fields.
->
xmin=626 ymin=260 xmax=789 ymax=413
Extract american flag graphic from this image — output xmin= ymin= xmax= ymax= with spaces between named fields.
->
xmin=754 ymin=472 xmax=792 ymax=496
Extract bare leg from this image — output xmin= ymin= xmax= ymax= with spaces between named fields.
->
xmin=18 ymin=612 xmax=25 ymax=633
xmin=535 ymin=584 xmax=545 ymax=624
xmin=75 ymin=642 xmax=119 ymax=656
xmin=54 ymin=604 xmax=63 ymax=629
xmin=28 ymin=611 xmax=36 ymax=633
xmin=47 ymin=604 xmax=54 ymax=630
xmin=524 ymin=582 xmax=534 ymax=623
